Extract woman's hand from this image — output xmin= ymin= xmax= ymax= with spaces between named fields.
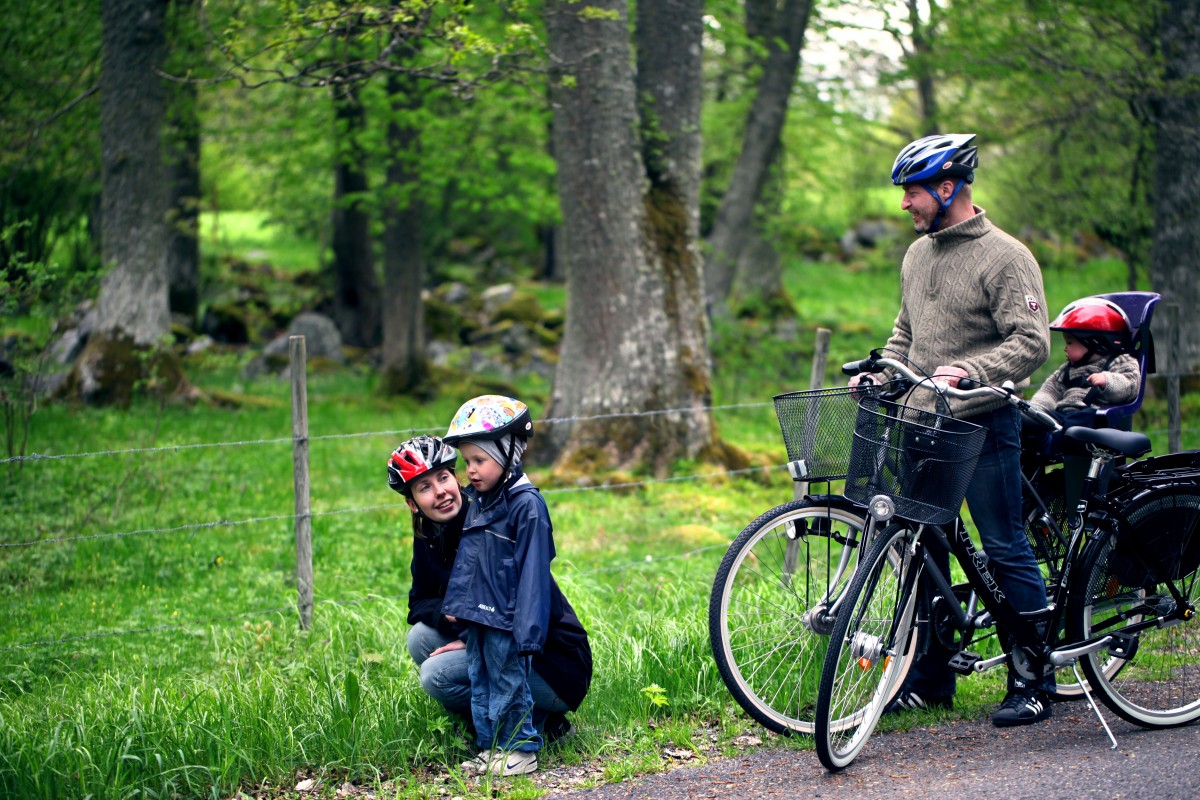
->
xmin=430 ymin=640 xmax=466 ymax=657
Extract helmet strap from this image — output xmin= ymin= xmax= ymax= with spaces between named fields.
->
xmin=502 ymin=435 xmax=516 ymax=476
xmin=921 ymin=178 xmax=965 ymax=234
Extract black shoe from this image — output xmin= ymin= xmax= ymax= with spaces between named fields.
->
xmin=992 ymin=690 xmax=1052 ymax=727
xmin=883 ymin=689 xmax=953 ymax=715
xmin=542 ymin=711 xmax=576 ymax=745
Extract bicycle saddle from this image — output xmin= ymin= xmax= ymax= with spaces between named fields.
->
xmin=1063 ymin=426 xmax=1152 ymax=458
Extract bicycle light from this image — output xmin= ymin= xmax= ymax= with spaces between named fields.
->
xmin=868 ymin=495 xmax=896 ymax=522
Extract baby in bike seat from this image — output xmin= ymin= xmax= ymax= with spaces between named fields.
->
xmin=1026 ymin=296 xmax=1147 ymax=514
xmin=1030 ymin=297 xmax=1142 ymax=435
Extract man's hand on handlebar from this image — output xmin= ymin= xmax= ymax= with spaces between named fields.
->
xmin=933 ymin=365 xmax=970 ymax=388
xmin=847 ymin=373 xmax=878 ymax=389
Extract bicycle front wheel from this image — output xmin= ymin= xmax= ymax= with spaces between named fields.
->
xmin=1071 ymin=509 xmax=1200 ymax=728
xmin=815 ymin=523 xmax=923 ymax=771
xmin=709 ymin=500 xmax=872 ymax=735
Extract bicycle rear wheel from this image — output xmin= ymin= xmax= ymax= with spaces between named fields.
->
xmin=814 ymin=523 xmax=922 ymax=771
xmin=1071 ymin=504 xmax=1200 ymax=728
xmin=709 ymin=500 xmax=884 ymax=735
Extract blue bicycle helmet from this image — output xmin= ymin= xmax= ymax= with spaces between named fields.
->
xmin=891 ymin=133 xmax=978 ymax=233
xmin=891 ymin=133 xmax=978 ymax=186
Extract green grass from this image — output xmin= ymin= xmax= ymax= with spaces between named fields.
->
xmin=2 ymin=245 xmax=1197 ymax=799
xmin=201 ymin=210 xmax=322 ymax=274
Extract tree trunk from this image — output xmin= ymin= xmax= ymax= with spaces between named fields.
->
xmin=165 ymin=78 xmax=200 ymax=321
xmin=1150 ymin=0 xmax=1200 ymax=376
xmin=96 ymin=0 xmax=171 ymax=346
xmin=733 ymin=133 xmax=792 ymax=314
xmin=636 ymin=0 xmax=712 ymax=427
xmin=330 ymin=82 xmax=382 ymax=348
xmin=165 ymin=0 xmax=200 ymax=322
xmin=542 ymin=0 xmax=714 ymax=475
xmin=380 ymin=70 xmax=429 ymax=396
xmin=910 ymin=0 xmax=940 ymax=136
xmin=705 ymin=0 xmax=814 ymax=311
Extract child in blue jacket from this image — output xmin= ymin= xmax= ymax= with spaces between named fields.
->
xmin=441 ymin=394 xmax=551 ymax=777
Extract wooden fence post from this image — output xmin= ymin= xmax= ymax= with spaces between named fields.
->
xmin=795 ymin=328 xmax=832 ymax=502
xmin=290 ymin=335 xmax=314 ymax=630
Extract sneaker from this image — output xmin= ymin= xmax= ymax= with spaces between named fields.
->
xmin=883 ymin=689 xmax=953 ymax=715
xmin=992 ymin=690 xmax=1052 ymax=728
xmin=459 ymin=750 xmax=492 ymax=773
xmin=487 ymin=750 xmax=538 ymax=776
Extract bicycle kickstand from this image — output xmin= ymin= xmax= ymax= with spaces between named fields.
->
xmin=1071 ymin=661 xmax=1118 ymax=749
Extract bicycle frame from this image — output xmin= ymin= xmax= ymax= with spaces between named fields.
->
xmin=928 ymin=438 xmax=1184 ymax=684
xmin=815 ymin=349 xmax=1200 ymax=771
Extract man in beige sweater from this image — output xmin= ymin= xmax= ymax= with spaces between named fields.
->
xmin=854 ymin=133 xmax=1053 ymax=727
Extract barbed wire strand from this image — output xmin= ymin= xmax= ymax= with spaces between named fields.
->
xmin=2 ymin=465 xmax=787 ymax=548
xmin=0 ymin=401 xmax=774 ymax=465
xmin=4 ymin=406 xmax=1196 ymax=466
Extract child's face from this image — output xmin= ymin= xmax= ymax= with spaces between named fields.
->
xmin=405 ymin=467 xmax=462 ymax=523
xmin=459 ymin=442 xmax=505 ymax=493
xmin=1063 ymin=333 xmax=1089 ymax=365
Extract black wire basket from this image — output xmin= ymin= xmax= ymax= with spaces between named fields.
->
xmin=845 ymin=395 xmax=986 ymax=526
xmin=773 ymin=383 xmax=897 ymax=482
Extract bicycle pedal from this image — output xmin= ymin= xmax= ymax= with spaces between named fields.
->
xmin=947 ymin=651 xmax=982 ymax=675
xmin=1107 ymin=632 xmax=1139 ymax=660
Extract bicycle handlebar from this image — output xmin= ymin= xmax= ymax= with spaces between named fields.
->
xmin=842 ymin=351 xmax=1062 ymax=432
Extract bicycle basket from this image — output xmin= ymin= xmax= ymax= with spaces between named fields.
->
xmin=845 ymin=396 xmax=986 ymax=526
xmin=773 ymin=385 xmax=888 ymax=482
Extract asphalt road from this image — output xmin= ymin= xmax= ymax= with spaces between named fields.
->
xmin=541 ymin=710 xmax=1200 ymax=800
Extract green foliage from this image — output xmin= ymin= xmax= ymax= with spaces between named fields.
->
xmin=0 ymin=222 xmax=101 ymax=463
xmin=0 ymin=0 xmax=102 ymax=276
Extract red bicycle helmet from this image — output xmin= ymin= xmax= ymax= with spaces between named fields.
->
xmin=1049 ymin=297 xmax=1133 ymax=356
xmin=387 ymin=435 xmax=457 ymax=495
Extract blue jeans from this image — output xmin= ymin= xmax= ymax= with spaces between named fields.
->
xmin=465 ymin=625 xmax=541 ymax=753
xmin=407 ymin=623 xmax=568 ymax=727
xmin=906 ymin=404 xmax=1053 ymax=695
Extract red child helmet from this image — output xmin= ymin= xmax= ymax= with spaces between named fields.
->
xmin=1049 ymin=297 xmax=1133 ymax=356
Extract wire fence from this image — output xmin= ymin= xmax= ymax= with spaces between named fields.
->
xmin=0 ymin=374 xmax=795 ymax=652
xmin=3 ymin=337 xmax=1197 ymax=654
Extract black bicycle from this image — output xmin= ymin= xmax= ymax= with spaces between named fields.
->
xmin=709 ymin=361 xmax=1097 ymax=734
xmin=813 ymin=356 xmax=1200 ymax=770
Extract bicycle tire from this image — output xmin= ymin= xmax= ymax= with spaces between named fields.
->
xmin=814 ymin=523 xmax=923 ymax=771
xmin=1071 ymin=507 xmax=1200 ymax=728
xmin=710 ymin=499 xmax=910 ymax=735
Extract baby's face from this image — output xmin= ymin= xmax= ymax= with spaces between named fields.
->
xmin=1063 ymin=333 xmax=1089 ymax=364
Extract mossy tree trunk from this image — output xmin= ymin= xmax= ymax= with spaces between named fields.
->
xmin=542 ymin=0 xmax=713 ymax=477
xmin=76 ymin=0 xmax=174 ymax=405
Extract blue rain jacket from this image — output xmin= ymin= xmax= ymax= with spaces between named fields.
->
xmin=441 ymin=468 xmax=554 ymax=655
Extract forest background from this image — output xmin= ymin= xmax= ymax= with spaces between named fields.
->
xmin=2 ymin=0 xmax=1199 ymax=798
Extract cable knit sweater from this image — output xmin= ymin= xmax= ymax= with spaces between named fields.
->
xmin=885 ymin=208 xmax=1051 ymax=417
xmin=1030 ymin=352 xmax=1141 ymax=414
